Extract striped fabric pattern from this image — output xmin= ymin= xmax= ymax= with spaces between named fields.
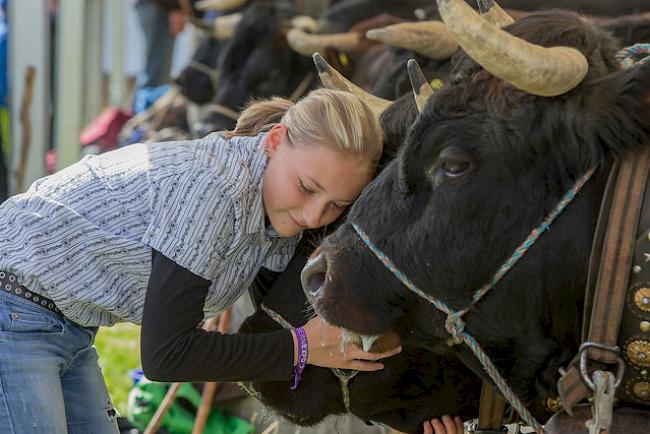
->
xmin=0 ymin=132 xmax=299 ymax=326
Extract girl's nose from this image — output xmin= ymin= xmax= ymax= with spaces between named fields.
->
xmin=302 ymin=201 xmax=327 ymax=228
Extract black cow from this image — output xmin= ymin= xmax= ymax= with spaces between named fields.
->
xmin=175 ymin=35 xmax=224 ymax=105
xmin=173 ymin=0 xmax=337 ymax=106
xmin=301 ymin=0 xmax=650 ymax=423
xmin=192 ymin=0 xmax=318 ymax=135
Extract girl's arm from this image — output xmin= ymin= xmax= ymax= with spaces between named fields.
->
xmin=141 ymin=250 xmax=401 ymax=382
xmin=140 ymin=250 xmax=295 ymax=382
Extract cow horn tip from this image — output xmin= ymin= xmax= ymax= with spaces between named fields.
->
xmin=407 ymin=59 xmax=419 ymax=76
xmin=365 ymin=28 xmax=382 ymax=41
xmin=312 ymin=52 xmax=328 ymax=73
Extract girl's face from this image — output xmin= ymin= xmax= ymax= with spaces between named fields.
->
xmin=262 ymin=124 xmax=374 ymax=237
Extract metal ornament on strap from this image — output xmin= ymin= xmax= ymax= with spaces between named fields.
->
xmin=352 ymin=167 xmax=597 ymax=434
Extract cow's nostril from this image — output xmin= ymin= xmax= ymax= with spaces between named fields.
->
xmin=306 ymin=272 xmax=325 ymax=298
xmin=301 ymin=252 xmax=328 ymax=298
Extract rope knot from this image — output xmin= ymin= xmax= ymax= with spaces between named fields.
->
xmin=616 ymin=43 xmax=650 ymax=69
xmin=445 ymin=313 xmax=465 ymax=344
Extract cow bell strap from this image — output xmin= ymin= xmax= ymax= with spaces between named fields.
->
xmin=476 ymin=381 xmax=507 ymax=432
xmin=558 ymin=148 xmax=650 ymax=413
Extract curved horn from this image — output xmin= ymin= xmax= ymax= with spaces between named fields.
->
xmin=195 ymin=0 xmax=247 ymax=11
xmin=287 ymin=28 xmax=360 ymax=56
xmin=312 ymin=53 xmax=391 ymax=117
xmin=408 ymin=59 xmax=435 ymax=113
xmin=476 ymin=0 xmax=515 ymax=28
xmin=291 ymin=15 xmax=319 ymax=33
xmin=366 ymin=21 xmax=458 ymax=60
xmin=436 ymin=0 xmax=588 ymax=96
xmin=211 ymin=12 xmax=242 ymax=39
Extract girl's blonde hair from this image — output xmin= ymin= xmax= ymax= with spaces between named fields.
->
xmin=227 ymin=89 xmax=383 ymax=166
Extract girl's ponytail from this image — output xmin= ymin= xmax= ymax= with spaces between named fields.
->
xmin=226 ymin=97 xmax=294 ymax=138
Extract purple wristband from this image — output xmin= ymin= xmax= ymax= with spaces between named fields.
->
xmin=290 ymin=327 xmax=308 ymax=390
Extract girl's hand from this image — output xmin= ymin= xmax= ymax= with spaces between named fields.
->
xmin=298 ymin=316 xmax=401 ymax=371
xmin=423 ymin=415 xmax=464 ymax=434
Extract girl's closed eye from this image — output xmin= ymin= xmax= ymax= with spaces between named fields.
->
xmin=298 ymin=179 xmax=316 ymax=195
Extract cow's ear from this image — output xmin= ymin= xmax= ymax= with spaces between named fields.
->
xmin=588 ymin=61 xmax=650 ymax=157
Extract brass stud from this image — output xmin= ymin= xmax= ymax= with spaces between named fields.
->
xmin=633 ymin=382 xmax=650 ymax=401
xmin=642 ymin=321 xmax=650 ymax=333
xmin=627 ymin=340 xmax=650 ymax=367
xmin=634 ymin=287 xmax=650 ymax=312
xmin=546 ymin=396 xmax=562 ymax=413
xmin=647 ymin=231 xmax=650 ymax=242
xmin=634 ymin=265 xmax=643 ymax=274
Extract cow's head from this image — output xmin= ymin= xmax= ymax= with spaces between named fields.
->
xmin=192 ymin=1 xmax=315 ymax=135
xmin=175 ymin=35 xmax=223 ymax=105
xmin=303 ymin=1 xmax=650 ymax=409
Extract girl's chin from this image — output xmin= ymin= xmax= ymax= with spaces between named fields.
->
xmin=266 ymin=215 xmax=300 ymax=237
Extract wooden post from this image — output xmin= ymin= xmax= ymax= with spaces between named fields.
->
xmin=8 ymin=0 xmax=49 ymax=194
xmin=15 ymin=67 xmax=35 ymax=193
xmin=143 ymin=382 xmax=183 ymax=434
xmin=192 ymin=308 xmax=232 ymax=434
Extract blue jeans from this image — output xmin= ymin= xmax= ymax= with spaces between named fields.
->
xmin=0 ymin=291 xmax=118 ymax=434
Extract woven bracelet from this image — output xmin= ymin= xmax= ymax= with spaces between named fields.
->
xmin=290 ymin=327 xmax=308 ymax=390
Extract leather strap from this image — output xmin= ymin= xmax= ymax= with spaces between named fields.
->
xmin=588 ymin=150 xmax=650 ymax=363
xmin=558 ymin=148 xmax=650 ymax=413
xmin=477 ymin=381 xmax=507 ymax=431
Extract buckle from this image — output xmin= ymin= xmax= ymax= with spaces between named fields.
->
xmin=578 ymin=342 xmax=625 ymax=390
xmin=467 ymin=421 xmax=509 ymax=434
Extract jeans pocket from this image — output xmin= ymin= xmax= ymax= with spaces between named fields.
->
xmin=0 ymin=299 xmax=64 ymax=335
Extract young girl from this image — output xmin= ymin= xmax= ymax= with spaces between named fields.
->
xmin=0 ymin=89 xmax=401 ymax=433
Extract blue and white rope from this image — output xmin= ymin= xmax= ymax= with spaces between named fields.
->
xmin=351 ymin=167 xmax=596 ymax=434
xmin=616 ymin=43 xmax=650 ymax=69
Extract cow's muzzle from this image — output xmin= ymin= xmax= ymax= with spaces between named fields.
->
xmin=301 ymin=251 xmax=327 ymax=300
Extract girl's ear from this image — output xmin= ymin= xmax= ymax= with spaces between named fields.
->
xmin=589 ymin=61 xmax=650 ymax=157
xmin=265 ymin=123 xmax=289 ymax=157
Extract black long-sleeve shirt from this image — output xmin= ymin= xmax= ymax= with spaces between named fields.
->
xmin=140 ymin=250 xmax=294 ymax=382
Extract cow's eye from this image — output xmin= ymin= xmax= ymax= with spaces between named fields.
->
xmin=442 ymin=160 xmax=471 ymax=178
xmin=429 ymin=147 xmax=474 ymax=186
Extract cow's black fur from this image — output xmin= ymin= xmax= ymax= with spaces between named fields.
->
xmin=310 ymin=9 xmax=650 ymax=420
xmin=175 ymin=36 xmax=224 ymax=105
xmin=498 ymin=0 xmax=650 ymax=16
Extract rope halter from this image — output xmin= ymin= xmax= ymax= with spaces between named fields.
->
xmin=352 ymin=167 xmax=596 ymax=433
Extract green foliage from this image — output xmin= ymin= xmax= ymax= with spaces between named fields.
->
xmin=95 ymin=323 xmax=142 ymax=416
